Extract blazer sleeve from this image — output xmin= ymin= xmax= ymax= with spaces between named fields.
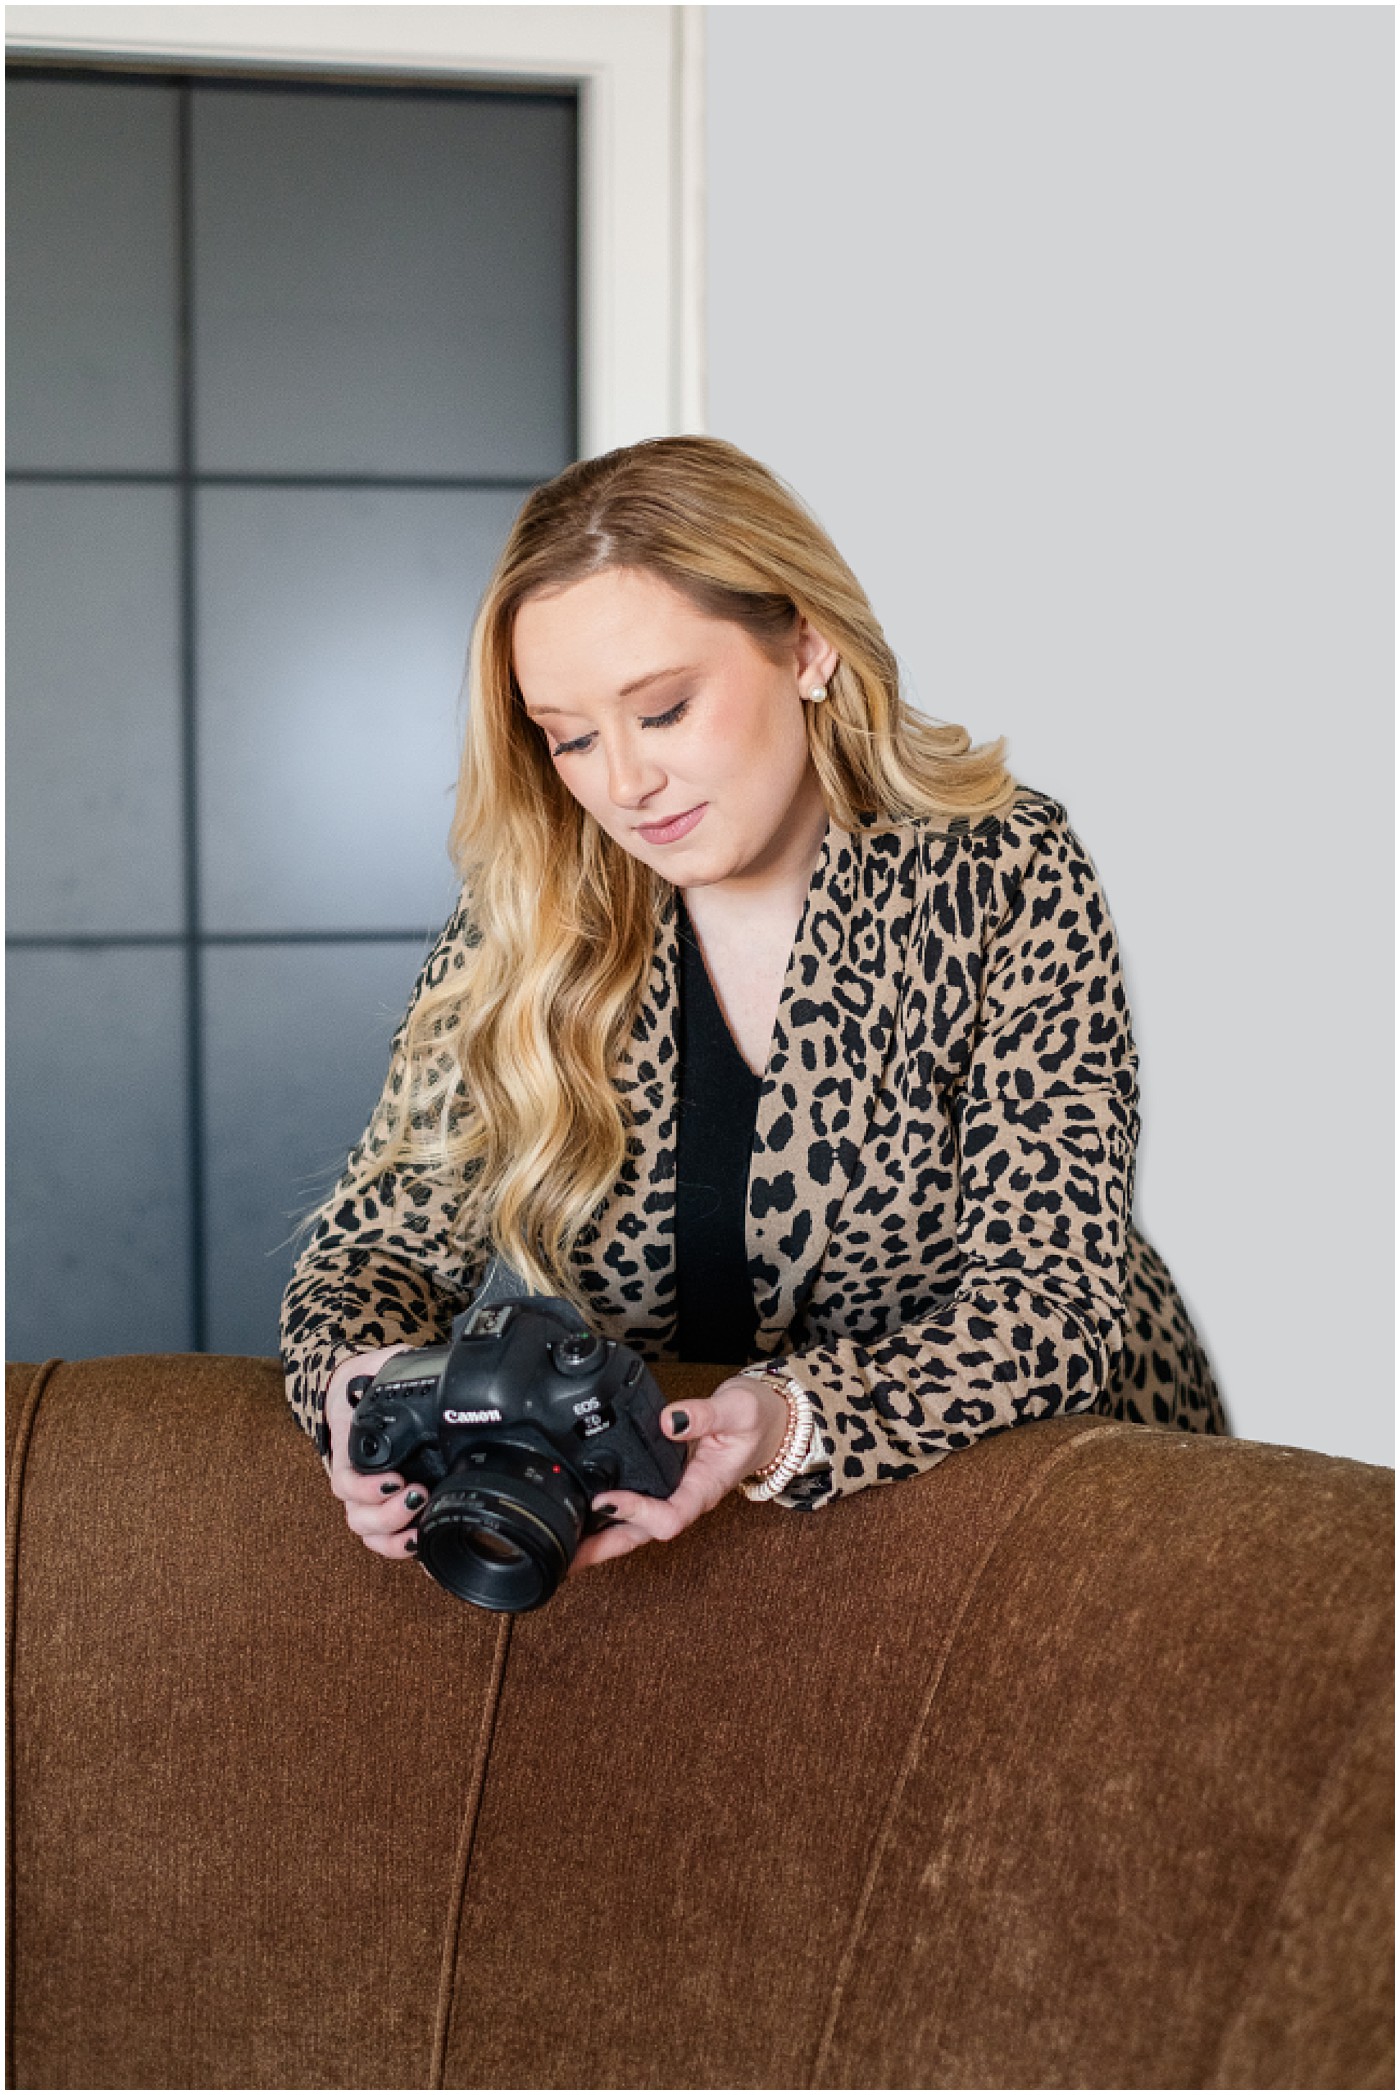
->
xmin=278 ymin=896 xmax=488 ymax=1464
xmin=764 ymin=804 xmax=1140 ymax=1511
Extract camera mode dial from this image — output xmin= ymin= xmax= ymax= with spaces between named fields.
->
xmin=552 ymin=1329 xmax=607 ymax=1377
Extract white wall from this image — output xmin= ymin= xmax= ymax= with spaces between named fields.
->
xmin=707 ymin=5 xmax=1393 ymax=1467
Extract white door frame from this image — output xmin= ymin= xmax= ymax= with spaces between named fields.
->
xmin=4 ymin=4 xmax=707 ymax=457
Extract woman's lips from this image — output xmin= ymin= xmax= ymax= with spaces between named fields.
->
xmin=636 ymin=804 xmax=707 ymax=845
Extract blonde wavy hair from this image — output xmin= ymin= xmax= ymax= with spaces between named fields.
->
xmin=347 ymin=435 xmax=1016 ymax=1305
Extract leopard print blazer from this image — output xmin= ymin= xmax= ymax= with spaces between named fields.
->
xmin=279 ymin=787 xmax=1226 ymax=1509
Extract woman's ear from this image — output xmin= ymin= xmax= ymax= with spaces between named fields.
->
xmin=795 ymin=616 xmax=841 ymax=690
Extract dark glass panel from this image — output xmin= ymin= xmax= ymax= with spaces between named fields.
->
xmin=196 ymin=484 xmax=521 ymax=934
xmin=6 ymin=74 xmax=179 ymax=471
xmin=6 ymin=945 xmax=192 ymax=1358
xmin=201 ymin=937 xmax=442 ymax=1357
xmin=7 ymin=484 xmax=184 ymax=935
xmin=191 ymin=84 xmax=576 ymax=477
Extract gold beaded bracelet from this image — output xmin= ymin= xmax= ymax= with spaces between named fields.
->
xmin=737 ymin=1368 xmax=818 ymax=1501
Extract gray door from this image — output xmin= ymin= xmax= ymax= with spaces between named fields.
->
xmin=7 ymin=64 xmax=578 ymax=1359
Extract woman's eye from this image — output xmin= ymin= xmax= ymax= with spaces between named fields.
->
xmin=551 ymin=696 xmax=691 ymax=759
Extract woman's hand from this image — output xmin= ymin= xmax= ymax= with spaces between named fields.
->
xmin=323 ymin=1346 xmax=424 ymax=1563
xmin=568 ymin=1375 xmax=790 ymax=1574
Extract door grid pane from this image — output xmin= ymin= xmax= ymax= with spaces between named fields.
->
xmin=192 ymin=83 xmax=576 ymax=477
xmin=7 ymin=483 xmax=185 ymax=936
xmin=7 ymin=945 xmax=194 ymax=1358
xmin=6 ymin=74 xmax=180 ymax=472
xmin=195 ymin=484 xmax=522 ymax=933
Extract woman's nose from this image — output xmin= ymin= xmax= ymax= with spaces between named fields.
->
xmin=606 ymin=739 xmax=667 ymax=810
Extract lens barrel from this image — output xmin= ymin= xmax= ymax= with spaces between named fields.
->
xmin=416 ymin=1441 xmax=589 ymax=1613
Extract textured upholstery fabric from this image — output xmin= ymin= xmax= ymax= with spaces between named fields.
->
xmin=7 ymin=1354 xmax=1393 ymax=2090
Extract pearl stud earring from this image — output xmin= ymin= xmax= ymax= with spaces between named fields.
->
xmin=804 ymin=683 xmax=828 ymax=703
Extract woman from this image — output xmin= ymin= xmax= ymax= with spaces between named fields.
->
xmin=280 ymin=435 xmax=1225 ymax=1577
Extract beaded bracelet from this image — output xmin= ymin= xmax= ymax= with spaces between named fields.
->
xmin=738 ymin=1369 xmax=818 ymax=1501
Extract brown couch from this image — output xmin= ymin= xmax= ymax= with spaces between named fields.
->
xmin=6 ymin=1354 xmax=1393 ymax=2091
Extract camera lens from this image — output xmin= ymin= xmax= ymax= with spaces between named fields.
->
xmin=462 ymin=1525 xmax=526 ymax=1566
xmin=416 ymin=1440 xmax=588 ymax=1613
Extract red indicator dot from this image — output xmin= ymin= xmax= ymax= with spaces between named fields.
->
xmin=552 ymin=1464 xmax=562 ymax=1473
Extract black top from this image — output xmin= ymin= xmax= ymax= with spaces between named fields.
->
xmin=674 ymin=893 xmax=763 ymax=1365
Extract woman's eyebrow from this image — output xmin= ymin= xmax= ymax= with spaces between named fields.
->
xmin=525 ymin=664 xmax=698 ymax=720
xmin=618 ymin=661 xmax=697 ymax=697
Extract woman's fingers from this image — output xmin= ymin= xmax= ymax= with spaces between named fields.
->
xmin=321 ymin=1344 xmax=423 ymax=1560
xmin=566 ymin=1470 xmax=723 ymax=1573
xmin=588 ymin=1486 xmax=695 ymax=1545
xmin=567 ymin=1377 xmax=793 ymax=1575
xmin=324 ymin=1345 xmax=414 ymax=1499
xmin=656 ymin=1384 xmax=764 ymax=1450
xmin=568 ymin=1483 xmax=713 ymax=1569
xmin=569 ymin=1522 xmax=643 ymax=1573
xmin=341 ymin=1478 xmax=428 ymax=1540
xmin=336 ymin=1467 xmax=406 ymax=1506
xmin=354 ymin=1513 xmax=423 ymax=1562
xmin=660 ymin=1379 xmax=789 ymax=1469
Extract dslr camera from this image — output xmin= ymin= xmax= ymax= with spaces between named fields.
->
xmin=346 ymin=1276 xmax=685 ymax=1614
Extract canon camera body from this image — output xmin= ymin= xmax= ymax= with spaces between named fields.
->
xmin=346 ymin=1291 xmax=684 ymax=1613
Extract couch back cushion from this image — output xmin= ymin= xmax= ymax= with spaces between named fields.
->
xmin=7 ymin=1357 xmax=1393 ymax=2089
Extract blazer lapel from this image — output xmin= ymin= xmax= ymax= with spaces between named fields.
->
xmin=576 ymin=885 xmax=684 ymax=1353
xmin=747 ymin=817 xmax=919 ymax=1354
xmin=581 ymin=816 xmax=918 ymax=1362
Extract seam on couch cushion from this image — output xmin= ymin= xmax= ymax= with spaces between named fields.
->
xmin=1204 ymin=1673 xmax=1396 ymax=2090
xmin=430 ymin=1612 xmax=514 ymax=2089
xmin=808 ymin=1417 xmax=1138 ymax=2088
xmin=6 ymin=1357 xmax=63 ymax=2092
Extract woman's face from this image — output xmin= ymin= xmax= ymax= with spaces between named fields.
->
xmin=511 ymin=566 xmax=839 ymax=890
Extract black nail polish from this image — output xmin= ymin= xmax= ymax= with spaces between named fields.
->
xmin=380 ymin=1480 xmax=400 ymax=1495
xmin=347 ymin=1375 xmax=373 ymax=1407
xmin=669 ymin=1410 xmax=689 ymax=1435
xmin=404 ymin=1489 xmax=425 ymax=1510
xmin=404 ymin=1533 xmax=418 ymax=1554
xmin=597 ymin=1502 xmax=618 ymax=1518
